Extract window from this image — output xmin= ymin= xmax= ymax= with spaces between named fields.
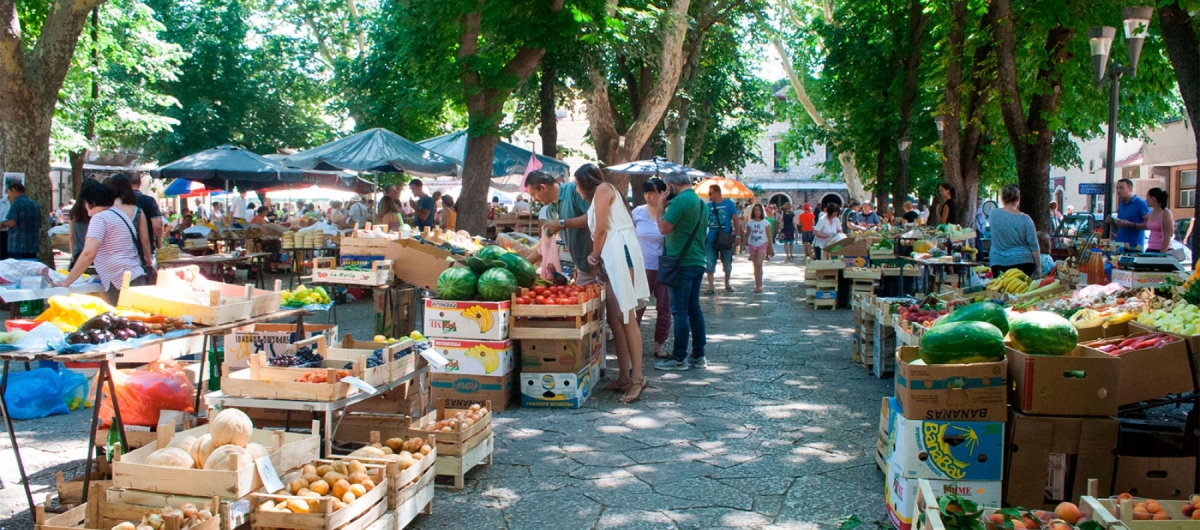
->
xmin=1180 ymin=169 xmax=1197 ymax=209
xmin=773 ymin=142 xmax=786 ymax=172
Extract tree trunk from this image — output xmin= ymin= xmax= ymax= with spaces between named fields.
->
xmin=0 ymin=99 xmax=55 ymax=264
xmin=458 ymin=130 xmax=498 ymax=235
xmin=892 ymin=0 xmax=926 ymax=210
xmin=69 ymin=150 xmax=86 ymax=201
xmin=990 ymin=0 xmax=1072 ymax=233
xmin=1158 ymin=1 xmax=1200 ymax=258
xmin=539 ymin=62 xmax=558 ymax=158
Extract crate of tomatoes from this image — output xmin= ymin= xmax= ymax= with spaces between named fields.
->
xmin=510 ymin=284 xmax=604 ymax=340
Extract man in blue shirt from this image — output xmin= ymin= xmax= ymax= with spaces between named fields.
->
xmin=1111 ymin=178 xmax=1150 ymax=250
xmin=408 ymin=179 xmax=436 ymax=229
xmin=705 ymin=185 xmax=741 ymax=293
xmin=1 ymin=181 xmax=40 ymax=260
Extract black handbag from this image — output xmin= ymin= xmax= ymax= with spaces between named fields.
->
xmin=712 ymin=203 xmax=734 ymax=250
xmin=118 ymin=208 xmax=157 ymax=285
xmin=658 ymin=205 xmax=702 ymax=287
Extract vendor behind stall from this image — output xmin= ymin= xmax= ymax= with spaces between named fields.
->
xmin=55 ymin=179 xmax=154 ymax=301
xmin=1109 ymin=178 xmax=1150 ymax=251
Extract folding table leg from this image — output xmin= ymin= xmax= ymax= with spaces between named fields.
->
xmin=194 ymin=334 xmax=208 ymax=413
xmin=81 ymin=361 xmax=108 ymax=509
xmin=0 ymin=360 xmax=34 ymax=512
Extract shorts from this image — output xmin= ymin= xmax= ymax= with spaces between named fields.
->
xmin=576 ymin=268 xmax=602 ymax=286
xmin=749 ymin=243 xmax=769 ymax=259
xmin=706 ymin=242 xmax=733 ymax=274
xmin=801 ymin=231 xmax=814 ymax=243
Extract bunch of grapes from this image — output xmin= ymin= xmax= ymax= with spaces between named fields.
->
xmin=268 ymin=346 xmax=325 ymax=367
xmin=345 ymin=349 xmax=386 ymax=369
xmin=295 ymin=346 xmax=324 ymax=364
xmin=392 ymin=346 xmax=413 ymax=360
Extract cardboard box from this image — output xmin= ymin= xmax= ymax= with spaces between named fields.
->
xmin=884 ymin=462 xmax=1001 ymax=530
xmin=519 ymin=359 xmax=600 ymax=409
xmin=1113 ymin=456 xmax=1196 ymax=500
xmin=1079 ymin=334 xmax=1193 ymax=405
xmin=825 ymin=237 xmax=870 ymax=258
xmin=430 ymin=338 xmax=516 ymax=376
xmin=1074 ymin=322 xmax=1130 ymax=343
xmin=423 ymin=299 xmax=511 ymax=341
xmin=431 ymin=371 xmax=514 ymax=411
xmin=894 ymin=346 xmax=1007 ymax=422
xmin=221 ymin=323 xmax=338 ymax=369
xmin=1111 ymin=269 xmax=1184 ymax=289
xmin=1004 ymin=410 xmax=1118 ymax=510
xmin=340 ymin=236 xmax=455 ymax=292
xmin=1130 ymin=320 xmax=1200 ymax=393
xmin=520 ymin=335 xmax=599 ymax=373
xmin=1007 ymin=345 xmax=1120 ymax=417
xmin=879 ymin=397 xmax=900 ymax=463
xmin=887 ymin=414 xmax=1004 ymax=481
xmin=373 ymin=284 xmax=419 ymax=339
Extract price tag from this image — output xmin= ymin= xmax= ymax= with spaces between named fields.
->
xmin=419 ymin=347 xmax=448 ymax=370
xmin=341 ymin=376 xmax=378 ymax=394
xmin=256 ymin=456 xmax=284 ymax=493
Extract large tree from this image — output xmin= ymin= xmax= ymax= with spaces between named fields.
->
xmin=1157 ymin=1 xmax=1200 ymax=257
xmin=0 ymin=0 xmax=107 ymax=260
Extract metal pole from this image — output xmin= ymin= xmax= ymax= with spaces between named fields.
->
xmin=1102 ymin=68 xmax=1122 ymax=239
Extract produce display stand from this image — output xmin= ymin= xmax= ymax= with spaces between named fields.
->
xmin=406 ymin=399 xmax=494 ymax=490
xmin=35 ymin=484 xmax=221 ymax=530
xmin=158 ymin=252 xmax=273 ymax=290
xmin=899 ymin=257 xmax=982 ymax=295
xmin=285 ymin=246 xmax=340 ymax=289
xmin=508 ymin=291 xmax=604 ymax=340
xmin=205 ymin=358 xmax=431 ymax=456
xmin=249 ymin=459 xmax=389 ymax=530
xmin=330 ymin=431 xmax=437 ymax=511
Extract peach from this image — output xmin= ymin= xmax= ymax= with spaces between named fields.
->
xmin=988 ymin=513 xmax=1006 ymax=524
xmin=1192 ymin=495 xmax=1200 ymax=506
xmin=1192 ymin=509 xmax=1200 ymax=521
xmin=1154 ymin=512 xmax=1171 ymax=520
xmin=1056 ymin=502 xmax=1082 ymax=525
xmin=1119 ymin=492 xmax=1134 ymax=501
xmin=1021 ymin=515 xmax=1038 ymax=529
xmin=1050 ymin=522 xmax=1072 ymax=530
xmin=1011 ymin=521 xmax=1027 ymax=530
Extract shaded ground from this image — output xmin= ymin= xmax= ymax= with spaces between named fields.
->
xmin=0 ymin=253 xmax=891 ymax=529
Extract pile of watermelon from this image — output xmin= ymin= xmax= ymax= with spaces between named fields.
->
xmin=917 ymin=301 xmax=1078 ymax=365
xmin=436 ymin=245 xmax=537 ymax=302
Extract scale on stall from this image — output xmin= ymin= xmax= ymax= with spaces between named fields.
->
xmin=1115 ymin=252 xmax=1185 ymax=272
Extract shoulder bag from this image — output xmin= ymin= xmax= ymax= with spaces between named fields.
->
xmin=117 ymin=208 xmax=157 ymax=285
xmin=712 ymin=202 xmax=735 ymax=251
xmin=657 ymin=203 xmax=703 ymax=287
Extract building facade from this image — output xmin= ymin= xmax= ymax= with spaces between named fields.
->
xmin=739 ymin=120 xmax=848 ymax=209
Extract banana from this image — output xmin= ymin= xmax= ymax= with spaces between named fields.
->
xmin=461 ymin=305 xmax=494 ymax=333
xmin=463 ymin=344 xmax=500 ymax=374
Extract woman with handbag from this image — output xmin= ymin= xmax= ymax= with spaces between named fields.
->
xmin=574 ymin=164 xmax=651 ymax=403
xmin=812 ymin=203 xmax=843 ymax=260
xmin=54 ymin=179 xmax=155 ymax=302
xmin=633 ymin=178 xmax=672 ymax=358
xmin=987 ymin=185 xmax=1041 ymax=278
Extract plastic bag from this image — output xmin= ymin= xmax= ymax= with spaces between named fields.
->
xmin=98 ymin=361 xmax=195 ymax=427
xmin=0 ymin=259 xmax=49 ymax=285
xmin=3 ymin=368 xmax=69 ymax=420
xmin=60 ymin=369 xmax=89 ymax=410
xmin=538 ymin=232 xmax=561 ymax=280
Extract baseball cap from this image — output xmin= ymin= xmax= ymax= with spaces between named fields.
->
xmin=803 ymin=203 xmax=811 ymax=210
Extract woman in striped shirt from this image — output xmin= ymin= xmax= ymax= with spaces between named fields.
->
xmin=54 ymin=179 xmax=151 ymax=301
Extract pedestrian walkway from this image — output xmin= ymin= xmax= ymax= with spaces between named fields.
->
xmin=0 ymin=257 xmax=891 ymax=530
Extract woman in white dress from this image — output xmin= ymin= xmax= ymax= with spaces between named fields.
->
xmin=574 ymin=164 xmax=651 ymax=403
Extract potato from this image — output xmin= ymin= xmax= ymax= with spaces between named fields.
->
xmin=323 ymin=471 xmax=346 ymax=484
xmin=288 ymin=478 xmax=309 ymax=494
xmin=381 ymin=446 xmax=393 ymax=455
xmin=301 ymin=464 xmax=317 ymax=476
xmin=413 ymin=452 xmax=423 ymax=461
xmin=347 ymin=460 xmax=366 ymax=475
xmin=349 ymin=484 xmax=367 ymax=497
xmin=333 ymin=500 xmax=348 ymax=511
xmin=395 ymin=451 xmax=414 ymax=470
xmin=296 ymin=488 xmax=312 ymax=496
xmin=259 ymin=500 xmax=276 ymax=511
xmin=286 ymin=499 xmax=309 ymax=514
xmin=384 ymin=437 xmax=404 ymax=452
xmin=420 ymin=444 xmax=432 ymax=455
xmin=315 ymin=464 xmax=333 ymax=476
xmin=332 ymin=479 xmax=350 ymax=499
xmin=342 ymin=492 xmax=356 ymax=504
xmin=331 ymin=460 xmax=348 ymax=474
xmin=309 ymin=479 xmax=330 ymax=495
xmin=360 ymin=478 xmax=375 ymax=492
xmin=302 ymin=490 xmax=321 ymax=499
xmin=348 ymin=471 xmax=370 ymax=485
xmin=302 ymin=472 xmax=321 ymax=484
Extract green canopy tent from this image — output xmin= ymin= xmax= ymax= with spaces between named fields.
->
xmin=281 ymin=128 xmax=458 ymax=177
xmin=417 ymin=131 xmax=569 ymax=184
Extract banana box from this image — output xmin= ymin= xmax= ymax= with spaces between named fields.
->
xmin=886 ymin=413 xmax=1004 ymax=481
xmin=520 ymin=358 xmax=599 ymax=409
xmin=884 ymin=462 xmax=1001 ymax=530
xmin=430 ymin=338 xmax=516 ymax=376
xmin=423 ymin=299 xmax=511 ymax=341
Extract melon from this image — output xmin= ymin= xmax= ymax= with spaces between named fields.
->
xmin=191 ymin=434 xmax=215 ymax=468
xmin=145 ymin=447 xmax=195 ymax=469
xmin=477 ymin=268 xmax=518 ymax=301
xmin=475 ymin=245 xmax=508 ymax=261
xmin=166 ymin=434 xmax=198 ymax=455
xmin=436 ymin=267 xmax=478 ymax=300
xmin=210 ymin=408 xmax=253 ymax=447
xmin=203 ymin=445 xmax=251 ymax=471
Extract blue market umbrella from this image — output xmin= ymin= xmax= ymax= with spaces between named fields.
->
xmin=281 ymin=128 xmax=458 ymax=177
xmin=605 ymin=157 xmax=713 ymax=178
xmin=163 ymin=179 xmax=228 ymax=197
xmin=417 ymin=130 xmax=569 ymax=179
xmin=151 ymin=145 xmax=304 ymax=190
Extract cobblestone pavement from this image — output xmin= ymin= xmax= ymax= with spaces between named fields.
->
xmin=0 ymin=255 xmax=891 ymax=529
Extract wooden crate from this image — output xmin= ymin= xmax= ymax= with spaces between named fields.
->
xmin=104 ymin=487 xmax=250 ymax=530
xmin=118 ymin=274 xmax=253 ymax=326
xmin=331 ymin=431 xmax=438 ymax=511
xmin=394 ymin=466 xmax=435 ymax=529
xmin=807 ymin=260 xmax=845 ymax=271
xmin=324 ymin=335 xmax=413 ymax=387
xmin=338 ymin=335 xmax=423 ymax=385
xmin=844 ymin=268 xmax=882 ymax=281
xmin=112 ymin=421 xmax=320 ymax=499
xmin=509 ymin=293 xmax=603 ymax=340
xmin=406 ymin=400 xmax=494 ymax=490
xmin=311 ymin=257 xmax=393 ymax=286
xmin=54 ymin=472 xmax=111 ymax=508
xmin=1082 ymin=493 xmax=1198 ymax=530
xmin=222 ymin=343 xmax=369 ymax=401
xmin=249 ymin=460 xmax=388 ymax=530
xmin=36 ymin=484 xmax=221 ymax=530
xmin=154 ymin=265 xmax=282 ymax=318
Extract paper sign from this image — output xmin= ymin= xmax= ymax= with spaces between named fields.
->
xmin=341 ymin=376 xmax=377 ymax=394
xmin=419 ymin=347 xmax=448 ymax=370
xmin=256 ymin=456 xmax=284 ymax=493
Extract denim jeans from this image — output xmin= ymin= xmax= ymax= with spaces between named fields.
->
xmin=668 ymin=265 xmax=707 ymax=361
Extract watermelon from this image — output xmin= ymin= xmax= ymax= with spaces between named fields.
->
xmin=1008 ymin=311 xmax=1078 ymax=355
xmin=475 ymin=245 xmax=508 ymax=262
xmin=466 ymin=256 xmax=492 ymax=276
xmin=436 ymin=267 xmax=478 ymax=300
xmin=498 ymin=253 xmax=537 ymax=288
xmin=477 ymin=268 xmax=518 ymax=301
xmin=935 ymin=301 xmax=1010 ymax=335
xmin=918 ymin=321 xmax=1006 ymax=364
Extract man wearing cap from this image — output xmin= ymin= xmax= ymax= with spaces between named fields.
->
xmin=798 ymin=203 xmax=816 ymax=259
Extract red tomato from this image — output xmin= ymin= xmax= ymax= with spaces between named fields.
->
xmin=543 ymin=299 xmax=557 ymax=305
xmin=517 ymin=297 xmax=531 ymax=305
xmin=533 ymin=286 xmax=547 ymax=295
xmin=534 ymin=296 xmax=546 ymax=304
xmin=559 ymin=298 xmax=573 ymax=305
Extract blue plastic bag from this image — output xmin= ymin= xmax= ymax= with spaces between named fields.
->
xmin=3 ymin=367 xmax=70 ymax=419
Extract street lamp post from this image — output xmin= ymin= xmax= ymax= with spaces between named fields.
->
xmin=897 ymin=136 xmax=912 ymax=210
xmin=1090 ymin=6 xmax=1152 ymax=239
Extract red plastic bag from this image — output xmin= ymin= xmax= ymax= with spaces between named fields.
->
xmin=99 ymin=361 xmax=195 ymax=427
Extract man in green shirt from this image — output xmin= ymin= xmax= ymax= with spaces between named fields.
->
xmin=647 ymin=171 xmax=709 ymax=370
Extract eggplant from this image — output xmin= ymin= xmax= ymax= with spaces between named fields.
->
xmin=79 ymin=314 xmax=113 ymax=332
xmin=85 ymin=329 xmax=105 ymax=344
xmin=66 ymin=332 xmax=90 ymax=345
xmin=115 ymin=329 xmax=136 ymax=341
xmin=112 ymin=316 xmax=130 ymax=330
xmin=101 ymin=331 xmax=115 ymax=342
xmin=126 ymin=321 xmax=148 ymax=337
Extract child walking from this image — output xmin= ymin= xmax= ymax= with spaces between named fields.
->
xmin=745 ymin=204 xmax=774 ymax=293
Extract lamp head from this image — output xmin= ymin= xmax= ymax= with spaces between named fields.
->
xmin=1122 ymin=7 xmax=1153 ymax=74
xmin=933 ymin=115 xmax=949 ymax=141
xmin=897 ymin=136 xmax=912 ymax=153
xmin=1088 ymin=26 xmax=1116 ymax=88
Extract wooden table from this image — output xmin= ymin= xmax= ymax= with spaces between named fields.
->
xmin=285 ymin=247 xmax=340 ymax=289
xmin=160 ymin=252 xmax=273 ymax=289
xmin=899 ymin=257 xmax=983 ymax=295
